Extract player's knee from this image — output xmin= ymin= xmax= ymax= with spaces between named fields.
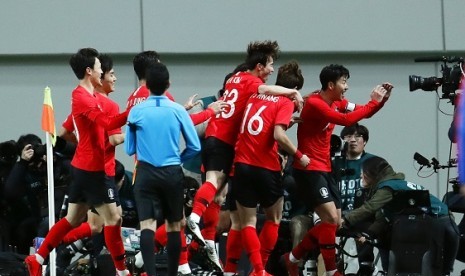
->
xmin=105 ymin=213 xmax=122 ymax=226
xmin=90 ymin=222 xmax=104 ymax=234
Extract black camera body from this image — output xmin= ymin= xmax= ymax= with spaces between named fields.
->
xmin=330 ymin=134 xmax=345 ymax=157
xmin=409 ymin=56 xmax=463 ymax=101
xmin=31 ymin=144 xmax=46 ymax=164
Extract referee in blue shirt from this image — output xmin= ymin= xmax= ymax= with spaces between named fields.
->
xmin=125 ymin=62 xmax=201 ymax=276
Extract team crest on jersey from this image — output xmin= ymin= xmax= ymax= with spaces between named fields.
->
xmin=108 ymin=188 xmax=114 ymax=200
xmin=319 ymin=187 xmax=329 ymax=198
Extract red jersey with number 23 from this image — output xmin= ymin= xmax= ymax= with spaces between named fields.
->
xmin=205 ymin=71 xmax=263 ymax=146
xmin=234 ymin=93 xmax=294 ymax=171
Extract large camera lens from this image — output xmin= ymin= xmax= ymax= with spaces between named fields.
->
xmin=409 ymin=75 xmax=442 ymax=92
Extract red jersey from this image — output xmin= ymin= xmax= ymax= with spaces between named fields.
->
xmin=64 ymin=93 xmax=122 ymax=176
xmin=70 ymin=86 xmax=127 ymax=171
xmin=62 ymin=113 xmax=74 ymax=132
xmin=295 ymin=92 xmax=383 ymax=172
xmin=126 ymin=85 xmax=175 ymax=110
xmin=205 ymin=71 xmax=263 ymax=145
xmin=234 ymin=93 xmax=294 ymax=171
xmin=96 ymin=93 xmax=122 ymax=177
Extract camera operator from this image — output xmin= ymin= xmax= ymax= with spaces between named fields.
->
xmin=341 ymin=156 xmax=459 ymax=276
xmin=3 ymin=134 xmax=72 ymax=254
xmin=333 ymin=123 xmax=379 ymax=275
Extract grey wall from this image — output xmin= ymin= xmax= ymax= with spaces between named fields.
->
xmin=1 ymin=0 xmax=464 ymax=269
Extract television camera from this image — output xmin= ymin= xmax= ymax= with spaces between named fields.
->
xmin=409 ymin=56 xmax=463 ymax=103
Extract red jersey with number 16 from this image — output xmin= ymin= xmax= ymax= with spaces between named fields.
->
xmin=205 ymin=71 xmax=263 ymax=146
xmin=234 ymin=93 xmax=294 ymax=171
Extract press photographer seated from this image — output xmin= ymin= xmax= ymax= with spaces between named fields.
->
xmin=340 ymin=156 xmax=459 ymax=276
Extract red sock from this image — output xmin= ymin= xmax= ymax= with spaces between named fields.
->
xmin=191 ymin=182 xmax=217 ymax=217
xmin=241 ymin=226 xmax=263 ymax=272
xmin=317 ymin=222 xmax=337 ymax=272
xmin=179 ymin=228 xmax=189 ymax=265
xmin=62 ymin=222 xmax=92 ymax=244
xmin=37 ymin=218 xmax=73 ymax=259
xmin=291 ymin=223 xmax=319 ymax=260
xmin=259 ymin=221 xmax=279 ymax=267
xmin=224 ymin=229 xmax=242 ymax=273
xmin=202 ymin=201 xmax=220 ymax=240
xmin=104 ymin=225 xmax=126 ymax=271
xmin=155 ymin=224 xmax=168 ymax=251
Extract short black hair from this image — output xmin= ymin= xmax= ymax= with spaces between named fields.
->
xmin=69 ymin=48 xmax=99 ymax=80
xmin=133 ymin=51 xmax=160 ymax=81
xmin=319 ymin=64 xmax=350 ymax=90
xmin=340 ymin=123 xmax=369 ymax=142
xmin=98 ymin=54 xmax=113 ymax=79
xmin=146 ymin=62 xmax=170 ymax=95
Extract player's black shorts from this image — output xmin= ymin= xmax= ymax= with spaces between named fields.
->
xmin=133 ymin=161 xmax=184 ymax=223
xmin=90 ymin=175 xmax=121 ymax=214
xmin=202 ymin=137 xmax=234 ymax=176
xmin=68 ymin=166 xmax=116 ymax=206
xmin=232 ymin=162 xmax=283 ymax=209
xmin=293 ymin=169 xmax=341 ymax=210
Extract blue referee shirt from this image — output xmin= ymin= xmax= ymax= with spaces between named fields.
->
xmin=125 ymin=95 xmax=201 ymax=167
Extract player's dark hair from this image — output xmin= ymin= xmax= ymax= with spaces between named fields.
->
xmin=69 ymin=48 xmax=99 ymax=80
xmin=133 ymin=51 xmax=160 ymax=81
xmin=245 ymin=40 xmax=280 ymax=70
xmin=275 ymin=60 xmax=304 ymax=90
xmin=319 ymin=64 xmax=350 ymax=90
xmin=98 ymin=54 xmax=113 ymax=79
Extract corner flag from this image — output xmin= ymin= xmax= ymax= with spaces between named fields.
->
xmin=41 ymin=86 xmax=56 ymax=146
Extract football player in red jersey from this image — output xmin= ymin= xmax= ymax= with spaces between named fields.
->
xmin=25 ymin=48 xmax=131 ymax=276
xmin=186 ymin=40 xmax=303 ymax=271
xmin=229 ymin=61 xmax=309 ymax=276
xmin=282 ymin=64 xmax=393 ymax=276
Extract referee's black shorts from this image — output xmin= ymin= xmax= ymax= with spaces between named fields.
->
xmin=133 ymin=161 xmax=185 ymax=223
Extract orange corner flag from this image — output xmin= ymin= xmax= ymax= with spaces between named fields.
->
xmin=41 ymin=86 xmax=57 ymax=146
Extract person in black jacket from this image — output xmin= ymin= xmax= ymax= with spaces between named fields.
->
xmin=4 ymin=134 xmax=72 ymax=254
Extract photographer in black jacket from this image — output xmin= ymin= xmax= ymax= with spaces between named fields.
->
xmin=3 ymin=134 xmax=73 ymax=254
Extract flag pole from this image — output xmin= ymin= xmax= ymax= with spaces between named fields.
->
xmin=42 ymin=86 xmax=56 ymax=276
xmin=45 ymin=132 xmax=56 ymax=276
